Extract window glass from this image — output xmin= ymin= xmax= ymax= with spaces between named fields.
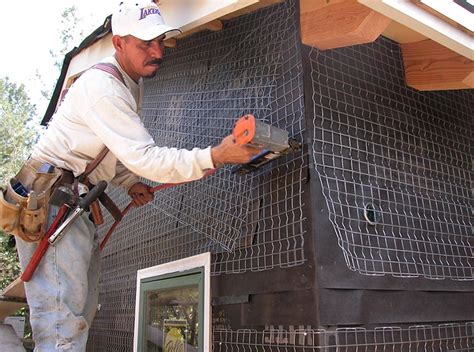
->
xmin=139 ymin=271 xmax=203 ymax=352
xmin=145 ymin=284 xmax=200 ymax=351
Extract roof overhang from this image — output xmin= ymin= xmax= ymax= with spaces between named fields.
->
xmin=42 ymin=0 xmax=473 ymax=124
xmin=300 ymin=0 xmax=473 ymax=92
xmin=358 ymin=0 xmax=473 ymax=60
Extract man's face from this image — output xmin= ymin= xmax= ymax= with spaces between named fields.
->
xmin=118 ymin=35 xmax=165 ymax=82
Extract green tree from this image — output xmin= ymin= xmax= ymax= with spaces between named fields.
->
xmin=0 ymin=77 xmax=39 ymax=290
xmin=0 ymin=236 xmax=21 ymax=290
xmin=1 ymin=6 xmax=87 ymax=291
xmin=39 ymin=6 xmax=85 ymax=101
xmin=0 ymin=77 xmax=39 ymax=185
xmin=52 ymin=6 xmax=84 ymax=70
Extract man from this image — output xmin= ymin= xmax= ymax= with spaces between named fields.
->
xmin=16 ymin=1 xmax=261 ymax=350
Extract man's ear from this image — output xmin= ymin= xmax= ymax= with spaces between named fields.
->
xmin=112 ymin=35 xmax=125 ymax=52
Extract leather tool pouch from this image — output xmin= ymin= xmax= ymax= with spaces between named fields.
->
xmin=1 ymin=147 xmax=111 ymax=239
xmin=0 ymin=160 xmax=63 ymax=242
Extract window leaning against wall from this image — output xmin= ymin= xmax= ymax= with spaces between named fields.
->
xmin=134 ymin=253 xmax=211 ymax=352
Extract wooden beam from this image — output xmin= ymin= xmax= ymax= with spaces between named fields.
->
xmin=176 ymin=20 xmax=224 ymax=39
xmin=401 ymin=39 xmax=474 ymax=91
xmin=164 ymin=38 xmax=177 ymax=48
xmin=163 ymin=1 xmax=281 ymax=40
xmin=204 ymin=19 xmax=223 ymax=31
xmin=300 ymin=0 xmax=391 ymax=50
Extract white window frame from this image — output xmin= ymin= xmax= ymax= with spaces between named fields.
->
xmin=133 ymin=252 xmax=211 ymax=352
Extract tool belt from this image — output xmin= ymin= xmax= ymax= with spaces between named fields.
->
xmin=0 ymin=159 xmax=64 ymax=242
xmin=0 ymin=148 xmax=118 ymax=242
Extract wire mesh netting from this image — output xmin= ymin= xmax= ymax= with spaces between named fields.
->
xmin=309 ymin=39 xmax=474 ymax=280
xmin=115 ymin=0 xmax=304 ymax=273
xmin=98 ymin=0 xmax=306 ymax=278
xmin=214 ymin=322 xmax=474 ymax=351
xmin=89 ymin=1 xmax=305 ymax=350
xmin=87 ymin=1 xmax=473 ymax=350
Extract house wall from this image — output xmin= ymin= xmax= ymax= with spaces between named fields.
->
xmin=88 ymin=1 xmax=308 ymax=351
xmin=66 ymin=33 xmax=114 ymax=88
xmin=304 ymin=36 xmax=473 ymax=327
xmin=87 ymin=0 xmax=473 ymax=350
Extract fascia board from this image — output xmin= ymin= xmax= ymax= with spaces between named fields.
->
xmin=358 ymin=0 xmax=474 ymax=60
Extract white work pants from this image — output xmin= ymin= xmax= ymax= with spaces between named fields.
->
xmin=16 ymin=206 xmax=100 ymax=351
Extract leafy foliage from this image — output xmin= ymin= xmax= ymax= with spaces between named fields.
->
xmin=0 ymin=77 xmax=39 ymax=291
xmin=50 ymin=6 xmax=85 ymax=71
xmin=0 ymin=77 xmax=39 ymax=186
xmin=0 ymin=5 xmax=85 ymax=293
xmin=39 ymin=6 xmax=85 ymax=101
xmin=0 ymin=236 xmax=20 ymax=290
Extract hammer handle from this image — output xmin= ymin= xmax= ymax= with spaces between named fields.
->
xmin=78 ymin=181 xmax=107 ymax=210
xmin=21 ymin=181 xmax=108 ymax=281
xmin=48 ymin=181 xmax=108 ymax=245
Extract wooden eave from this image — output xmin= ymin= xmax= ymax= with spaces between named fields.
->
xmin=155 ymin=0 xmax=283 ymax=46
xmin=300 ymin=0 xmax=474 ymax=91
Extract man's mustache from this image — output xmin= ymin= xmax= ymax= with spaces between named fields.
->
xmin=147 ymin=59 xmax=163 ymax=66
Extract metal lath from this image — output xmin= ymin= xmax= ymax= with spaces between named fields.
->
xmin=214 ymin=322 xmax=474 ymax=351
xmin=141 ymin=0 xmax=305 ymax=272
xmin=89 ymin=2 xmax=305 ymax=350
xmin=309 ymin=39 xmax=473 ymax=280
xmin=98 ymin=0 xmax=306 ymax=276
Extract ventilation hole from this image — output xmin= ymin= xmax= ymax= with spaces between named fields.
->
xmin=363 ymin=202 xmax=380 ymax=225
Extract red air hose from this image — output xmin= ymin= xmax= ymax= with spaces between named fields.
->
xmin=99 ymin=169 xmax=216 ymax=251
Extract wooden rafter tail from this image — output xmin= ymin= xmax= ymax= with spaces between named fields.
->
xmin=300 ymin=0 xmax=391 ymax=50
xmin=401 ymin=39 xmax=474 ymax=91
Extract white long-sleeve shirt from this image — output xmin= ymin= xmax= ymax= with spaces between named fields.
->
xmin=32 ymin=56 xmax=215 ymax=190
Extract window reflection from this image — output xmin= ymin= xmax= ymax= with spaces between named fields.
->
xmin=145 ymin=284 xmax=200 ymax=352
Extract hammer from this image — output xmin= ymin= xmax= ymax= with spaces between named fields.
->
xmin=21 ymin=181 xmax=107 ymax=282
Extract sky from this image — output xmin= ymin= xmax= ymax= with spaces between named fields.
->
xmin=0 ymin=0 xmax=118 ymax=119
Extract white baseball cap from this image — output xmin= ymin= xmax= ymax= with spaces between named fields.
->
xmin=112 ymin=0 xmax=181 ymax=40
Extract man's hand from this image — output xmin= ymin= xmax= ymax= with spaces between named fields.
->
xmin=211 ymin=135 xmax=262 ymax=167
xmin=128 ymin=182 xmax=154 ymax=207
